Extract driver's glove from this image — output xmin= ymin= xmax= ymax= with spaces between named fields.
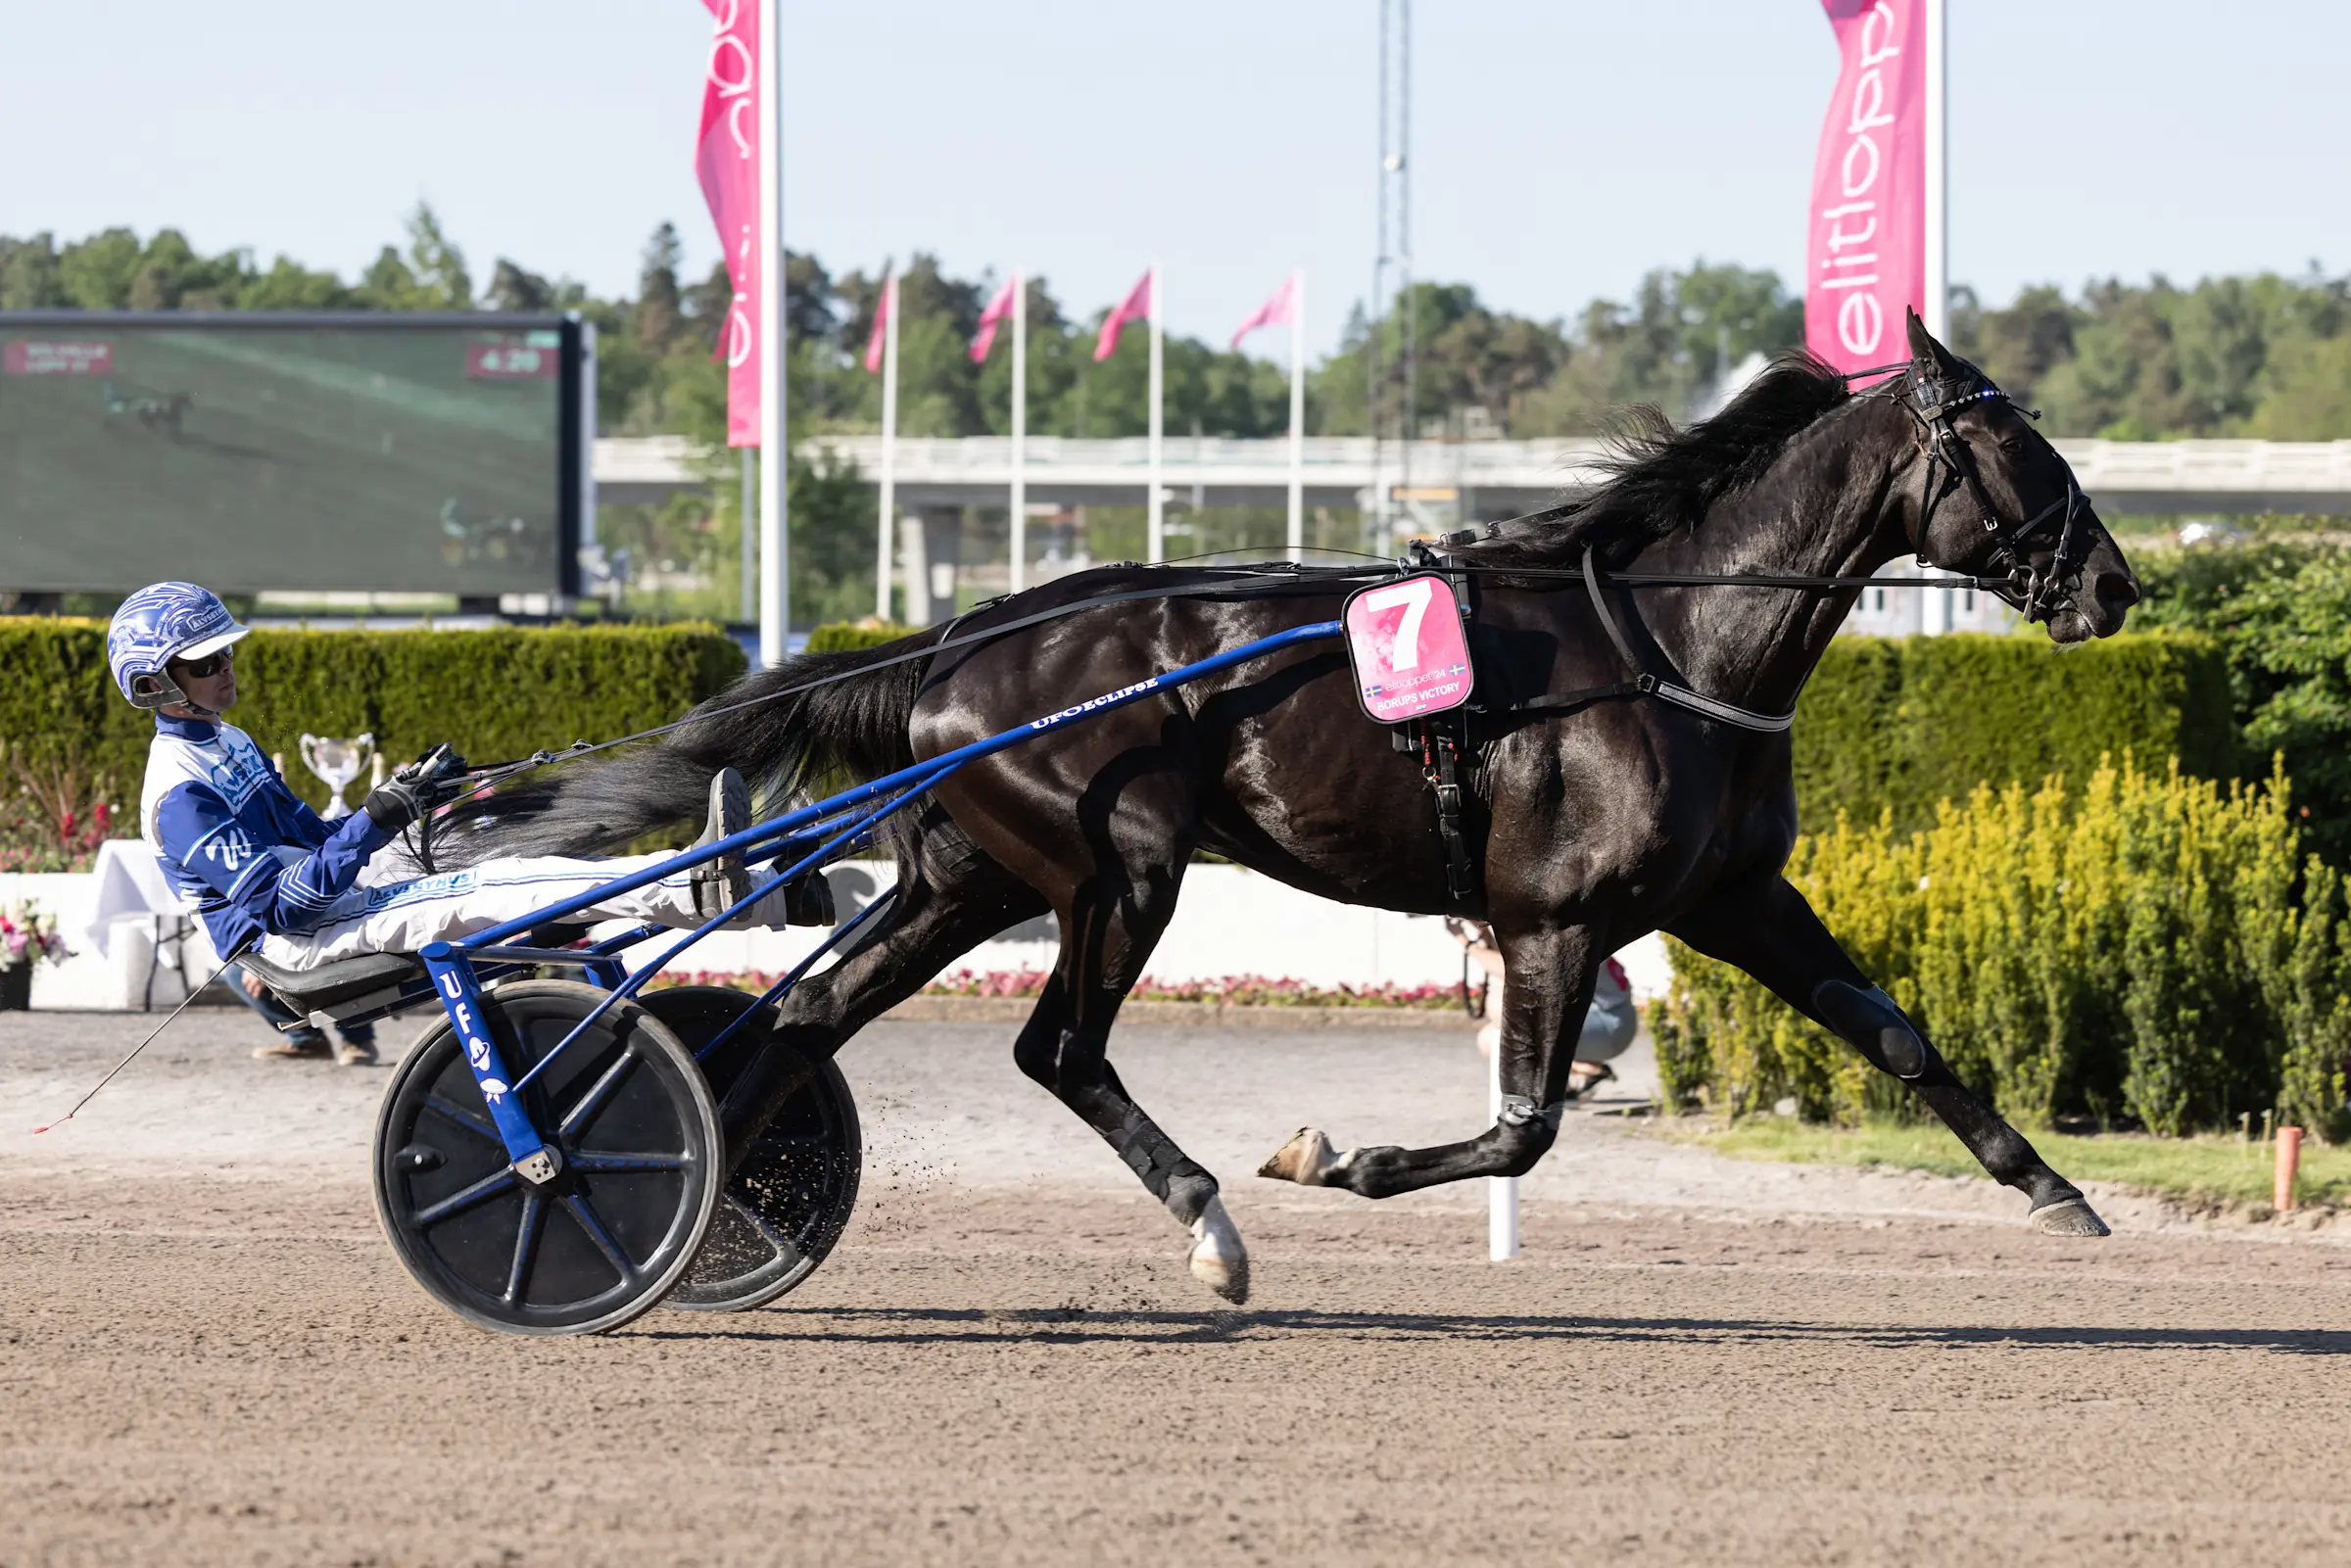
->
xmin=362 ymin=743 xmax=470 ymax=833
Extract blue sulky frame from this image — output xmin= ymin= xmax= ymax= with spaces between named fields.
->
xmin=417 ymin=619 xmax=1345 ymax=1180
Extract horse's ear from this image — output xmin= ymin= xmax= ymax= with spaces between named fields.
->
xmin=1904 ymin=307 xmax=1961 ymax=375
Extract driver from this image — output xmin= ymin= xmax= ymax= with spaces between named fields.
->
xmin=108 ymin=582 xmax=781 ymax=982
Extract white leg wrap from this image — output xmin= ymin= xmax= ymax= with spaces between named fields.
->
xmin=1187 ymin=1195 xmax=1250 ymax=1305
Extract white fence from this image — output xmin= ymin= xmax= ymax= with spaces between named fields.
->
xmin=0 ymin=854 xmax=1670 ymax=1012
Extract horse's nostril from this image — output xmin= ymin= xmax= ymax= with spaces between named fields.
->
xmin=2088 ymin=571 xmax=2140 ymax=628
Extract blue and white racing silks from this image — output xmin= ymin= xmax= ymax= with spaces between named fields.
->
xmin=141 ymin=714 xmax=392 ymax=957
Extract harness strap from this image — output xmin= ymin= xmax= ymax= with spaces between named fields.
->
xmin=1649 ymin=682 xmax=1796 ymax=734
xmin=1508 ymin=677 xmax=1654 ymax=715
xmin=1571 ymin=547 xmax=1798 ymax=734
xmin=1580 ymin=545 xmax=1650 ymax=672
xmin=1421 ymin=725 xmax=1477 ymax=911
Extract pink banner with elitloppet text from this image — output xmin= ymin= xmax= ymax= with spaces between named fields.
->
xmin=1804 ymin=0 xmax=1925 ymax=375
xmin=696 ymin=0 xmax=760 ymax=447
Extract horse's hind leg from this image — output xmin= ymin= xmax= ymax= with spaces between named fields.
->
xmin=714 ymin=806 xmax=1048 ymax=1170
xmin=1012 ymin=870 xmax=1249 ymax=1304
xmin=1669 ymin=872 xmax=2109 ymax=1236
xmin=1260 ymin=923 xmax=1603 ymax=1199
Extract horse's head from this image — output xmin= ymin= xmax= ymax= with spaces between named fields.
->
xmin=1895 ymin=310 xmax=2137 ymax=644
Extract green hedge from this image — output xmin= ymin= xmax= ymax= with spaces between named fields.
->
xmin=1791 ymin=631 xmax=2234 ymax=834
xmin=1653 ymin=757 xmax=2351 ymax=1138
xmin=803 ymin=620 xmax=919 ymax=654
xmin=0 ymin=619 xmax=745 ymax=816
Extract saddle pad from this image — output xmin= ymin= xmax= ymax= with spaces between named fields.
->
xmin=1343 ymin=573 xmax=1474 ymax=724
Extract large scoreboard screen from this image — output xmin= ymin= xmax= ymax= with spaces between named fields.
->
xmin=0 ymin=312 xmax=590 ymax=596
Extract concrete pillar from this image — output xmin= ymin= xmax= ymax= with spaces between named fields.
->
xmin=899 ymin=512 xmax=930 ymax=625
xmin=900 ymin=506 xmax=962 ymax=625
xmin=921 ymin=506 xmax=961 ymax=623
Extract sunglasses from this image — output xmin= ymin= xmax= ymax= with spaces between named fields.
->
xmin=170 ymin=647 xmax=235 ymax=679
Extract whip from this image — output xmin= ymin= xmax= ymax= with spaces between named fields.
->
xmin=31 ymin=955 xmax=237 ymax=1133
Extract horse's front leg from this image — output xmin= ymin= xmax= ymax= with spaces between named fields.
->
xmin=1669 ymin=872 xmax=2110 ymax=1236
xmin=1259 ymin=925 xmax=1600 ymax=1200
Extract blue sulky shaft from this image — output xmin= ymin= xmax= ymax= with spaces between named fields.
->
xmin=427 ymin=617 xmax=1344 ymax=1163
xmin=457 ymin=618 xmax=1343 ymax=949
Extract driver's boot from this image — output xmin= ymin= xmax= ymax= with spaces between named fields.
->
xmin=690 ymin=769 xmax=753 ymax=922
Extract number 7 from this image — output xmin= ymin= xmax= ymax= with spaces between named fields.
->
xmin=1364 ymin=578 xmax=1435 ymax=670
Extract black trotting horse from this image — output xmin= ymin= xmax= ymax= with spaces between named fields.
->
xmin=455 ymin=314 xmax=2139 ymax=1303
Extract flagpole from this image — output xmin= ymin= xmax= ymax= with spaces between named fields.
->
xmin=1921 ymin=0 xmax=1951 ymax=638
xmin=875 ymin=273 xmax=897 ymax=621
xmin=740 ymin=448 xmax=754 ymax=623
xmin=755 ymin=0 xmax=787 ymax=665
xmin=1010 ymin=268 xmax=1027 ymax=594
xmin=1287 ymin=268 xmax=1305 ymax=557
xmin=1146 ymin=261 xmax=1164 ymax=563
xmin=1923 ymin=0 xmax=1947 ymax=341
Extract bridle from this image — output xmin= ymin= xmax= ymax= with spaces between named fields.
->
xmin=1860 ymin=356 xmax=2092 ymax=626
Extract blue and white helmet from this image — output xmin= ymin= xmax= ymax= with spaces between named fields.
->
xmin=106 ymin=582 xmax=250 ymax=710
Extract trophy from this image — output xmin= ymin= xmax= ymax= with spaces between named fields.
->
xmin=299 ymin=732 xmax=377 ymax=820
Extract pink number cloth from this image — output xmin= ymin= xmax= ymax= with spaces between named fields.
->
xmin=1343 ymin=575 xmax=1474 ymax=724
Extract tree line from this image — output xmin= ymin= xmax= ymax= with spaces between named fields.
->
xmin=8 ymin=209 xmax=2347 ymax=445
xmin=9 ymin=211 xmax=2350 ymax=628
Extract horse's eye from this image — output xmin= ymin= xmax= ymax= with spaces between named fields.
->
xmin=1997 ymin=435 xmax=2029 ymax=454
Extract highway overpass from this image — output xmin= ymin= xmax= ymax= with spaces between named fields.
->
xmin=596 ymin=433 xmax=2351 ymax=519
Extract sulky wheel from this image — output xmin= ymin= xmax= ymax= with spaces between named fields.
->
xmin=639 ymin=985 xmax=862 ymax=1313
xmin=373 ymin=979 xmax=721 ymax=1336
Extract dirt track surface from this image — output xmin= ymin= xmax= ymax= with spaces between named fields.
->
xmin=7 ymin=1013 xmax=2351 ymax=1566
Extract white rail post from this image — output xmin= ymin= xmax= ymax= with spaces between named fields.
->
xmin=1487 ymin=973 xmax=1518 ymax=1261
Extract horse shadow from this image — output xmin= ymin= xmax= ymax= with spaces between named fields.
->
xmin=635 ymin=1307 xmax=2351 ymax=1355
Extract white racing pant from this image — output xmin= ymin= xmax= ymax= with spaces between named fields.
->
xmin=254 ymin=851 xmax=715 ymax=974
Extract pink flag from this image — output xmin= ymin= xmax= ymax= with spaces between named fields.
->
xmin=1093 ymin=268 xmax=1154 ymax=362
xmin=694 ymin=0 xmax=762 ymax=447
xmin=1804 ymin=0 xmax=1925 ymax=373
xmin=1230 ymin=273 xmax=1296 ymax=351
xmin=971 ymin=276 xmax=1016 ymax=363
xmin=863 ymin=274 xmax=891 ymax=373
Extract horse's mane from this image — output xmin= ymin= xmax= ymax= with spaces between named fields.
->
xmin=1464 ymin=352 xmax=1855 ymax=568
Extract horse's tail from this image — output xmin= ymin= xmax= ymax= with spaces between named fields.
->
xmin=429 ymin=628 xmax=943 ymax=866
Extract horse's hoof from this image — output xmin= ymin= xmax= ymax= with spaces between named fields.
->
xmin=2030 ymin=1196 xmax=2111 ymax=1237
xmin=1258 ymin=1127 xmax=1338 ymax=1186
xmin=1188 ymin=1195 xmax=1250 ymax=1305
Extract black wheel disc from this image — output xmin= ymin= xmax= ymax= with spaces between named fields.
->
xmin=372 ymin=980 xmax=720 ymax=1336
xmin=641 ymin=986 xmax=862 ymax=1312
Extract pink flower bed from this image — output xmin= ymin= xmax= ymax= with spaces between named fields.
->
xmin=653 ymin=968 xmax=1464 ymax=1011
xmin=0 ymin=901 xmax=72 ymax=970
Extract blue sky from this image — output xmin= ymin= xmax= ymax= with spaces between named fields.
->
xmin=10 ymin=1 xmax=2346 ymax=356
